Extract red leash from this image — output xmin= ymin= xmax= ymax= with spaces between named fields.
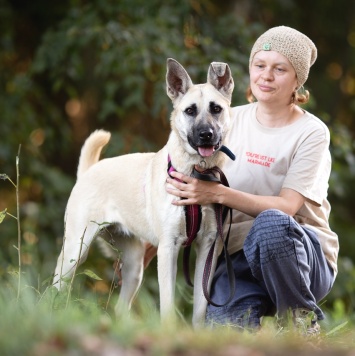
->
xmin=167 ymin=157 xmax=236 ymax=307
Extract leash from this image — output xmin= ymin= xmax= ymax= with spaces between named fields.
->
xmin=190 ymin=167 xmax=235 ymax=307
xmin=167 ymin=145 xmax=236 ymax=307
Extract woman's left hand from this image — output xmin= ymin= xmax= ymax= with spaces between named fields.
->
xmin=166 ymin=170 xmax=220 ymax=206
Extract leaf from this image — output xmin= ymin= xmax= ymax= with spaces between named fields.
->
xmin=81 ymin=269 xmax=103 ymax=281
xmin=0 ymin=209 xmax=7 ymax=223
xmin=59 ymin=276 xmax=72 ymax=284
xmin=41 ymin=275 xmax=55 ymax=286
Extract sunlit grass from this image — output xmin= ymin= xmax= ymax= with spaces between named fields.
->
xmin=0 ymin=270 xmax=353 ymax=355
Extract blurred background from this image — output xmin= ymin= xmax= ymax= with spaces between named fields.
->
xmin=1 ymin=0 xmax=355 ymax=317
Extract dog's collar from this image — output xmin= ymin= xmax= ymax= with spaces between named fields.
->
xmin=220 ymin=145 xmax=236 ymax=161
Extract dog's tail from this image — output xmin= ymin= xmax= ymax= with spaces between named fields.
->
xmin=77 ymin=130 xmax=111 ymax=179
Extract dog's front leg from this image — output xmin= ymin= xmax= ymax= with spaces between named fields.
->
xmin=192 ymin=229 xmax=220 ymax=328
xmin=157 ymin=239 xmax=180 ymax=321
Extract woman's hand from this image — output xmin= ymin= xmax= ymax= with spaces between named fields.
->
xmin=166 ymin=170 xmax=221 ymax=206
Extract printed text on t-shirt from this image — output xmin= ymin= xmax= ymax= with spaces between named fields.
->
xmin=246 ymin=151 xmax=275 ymax=168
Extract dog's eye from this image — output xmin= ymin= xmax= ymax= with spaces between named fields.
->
xmin=210 ymin=104 xmax=222 ymax=114
xmin=185 ymin=106 xmax=197 ymax=116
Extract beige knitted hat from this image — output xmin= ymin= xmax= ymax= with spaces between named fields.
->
xmin=249 ymin=26 xmax=317 ymax=87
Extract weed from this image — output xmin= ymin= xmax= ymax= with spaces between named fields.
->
xmin=1 ymin=145 xmax=22 ymax=301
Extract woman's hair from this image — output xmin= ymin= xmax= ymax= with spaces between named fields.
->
xmin=245 ymin=86 xmax=310 ymax=105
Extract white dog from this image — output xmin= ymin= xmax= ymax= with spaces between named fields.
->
xmin=53 ymin=58 xmax=234 ymax=327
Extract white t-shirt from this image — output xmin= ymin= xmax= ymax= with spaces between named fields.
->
xmin=223 ymin=102 xmax=339 ymax=274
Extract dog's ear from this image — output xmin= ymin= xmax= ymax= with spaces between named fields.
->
xmin=208 ymin=62 xmax=234 ymax=102
xmin=166 ymin=58 xmax=193 ymax=102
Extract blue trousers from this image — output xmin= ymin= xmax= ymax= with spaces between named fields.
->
xmin=206 ymin=209 xmax=334 ymax=328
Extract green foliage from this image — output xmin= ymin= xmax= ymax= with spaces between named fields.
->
xmin=30 ymin=0 xmax=254 ymax=122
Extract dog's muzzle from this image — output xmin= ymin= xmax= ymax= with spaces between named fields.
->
xmin=189 ymin=128 xmax=222 ymax=158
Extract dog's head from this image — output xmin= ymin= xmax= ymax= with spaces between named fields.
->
xmin=166 ymin=58 xmax=234 ymax=168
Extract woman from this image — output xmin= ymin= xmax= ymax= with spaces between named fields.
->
xmin=166 ymin=26 xmax=339 ymax=334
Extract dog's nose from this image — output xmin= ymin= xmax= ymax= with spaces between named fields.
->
xmin=199 ymin=129 xmax=213 ymax=141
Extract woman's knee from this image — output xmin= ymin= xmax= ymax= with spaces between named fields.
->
xmin=246 ymin=209 xmax=291 ymax=245
xmin=244 ymin=209 xmax=304 ymax=265
xmin=256 ymin=209 xmax=289 ymax=224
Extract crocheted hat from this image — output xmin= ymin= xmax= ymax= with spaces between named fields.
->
xmin=249 ymin=26 xmax=317 ymax=87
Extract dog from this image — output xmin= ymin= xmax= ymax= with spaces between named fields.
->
xmin=53 ymin=58 xmax=234 ymax=327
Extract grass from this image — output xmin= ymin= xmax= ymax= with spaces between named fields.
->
xmin=0 ymin=148 xmax=354 ymax=355
xmin=0 ymin=271 xmax=353 ymax=356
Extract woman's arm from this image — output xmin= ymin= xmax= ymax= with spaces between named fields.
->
xmin=166 ymin=171 xmax=306 ymax=218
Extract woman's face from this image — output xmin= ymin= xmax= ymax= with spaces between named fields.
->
xmin=249 ymin=50 xmax=298 ymax=105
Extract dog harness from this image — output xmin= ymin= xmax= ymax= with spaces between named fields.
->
xmin=167 ymin=147 xmax=236 ymax=307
